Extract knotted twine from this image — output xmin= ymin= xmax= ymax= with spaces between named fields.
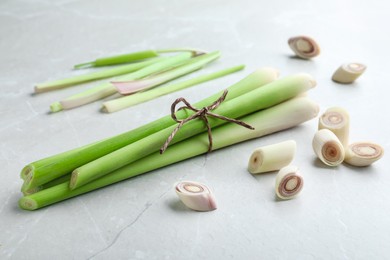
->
xmin=160 ymin=90 xmax=255 ymax=154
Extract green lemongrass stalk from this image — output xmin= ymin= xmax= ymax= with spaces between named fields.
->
xmin=102 ymin=65 xmax=245 ymax=113
xmin=35 ymin=58 xmax=163 ymax=93
xmin=19 ymin=97 xmax=319 ymax=210
xmin=74 ymin=50 xmax=159 ymax=69
xmin=22 ymin=174 xmax=71 ymax=196
xmin=112 ymin=52 xmax=221 ymax=95
xmin=70 ymin=73 xmax=316 ymax=189
xmin=50 ymin=52 xmax=197 ymax=112
xmin=157 ymin=48 xmax=207 ymax=56
xmin=21 ymin=68 xmax=278 ymax=192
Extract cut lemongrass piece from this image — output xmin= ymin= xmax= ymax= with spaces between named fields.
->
xmin=74 ymin=50 xmax=159 ymax=69
xmin=344 ymin=142 xmax=384 ymax=167
xmin=35 ymin=58 xmax=162 ymax=93
xmin=22 ymin=68 xmax=278 ymax=192
xmin=288 ymin=36 xmax=320 ymax=59
xmin=157 ymin=48 xmax=207 ymax=56
xmin=332 ymin=63 xmax=366 ymax=84
xmin=103 ymin=65 xmax=245 ymax=113
xmin=175 ymin=181 xmax=217 ymax=211
xmin=248 ymin=140 xmax=296 ymax=174
xmin=112 ymin=51 xmax=220 ymax=95
xmin=318 ymin=107 xmax=350 ymax=147
xmin=275 ymin=165 xmax=304 ymax=200
xmin=51 ymin=52 xmax=195 ymax=112
xmin=19 ymin=97 xmax=319 ymax=210
xmin=312 ymin=129 xmax=345 ymax=166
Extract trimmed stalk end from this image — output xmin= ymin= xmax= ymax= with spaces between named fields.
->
xmin=69 ymin=172 xmax=79 ymax=190
xmin=19 ymin=197 xmax=38 ymax=210
xmin=73 ymin=62 xmax=95 ymax=70
xmin=248 ymin=150 xmax=264 ymax=174
xmin=50 ymin=102 xmax=63 ymax=113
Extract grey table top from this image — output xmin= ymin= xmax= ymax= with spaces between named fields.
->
xmin=1 ymin=0 xmax=389 ymax=259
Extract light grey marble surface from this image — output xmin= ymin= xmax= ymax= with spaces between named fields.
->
xmin=1 ymin=0 xmax=389 ymax=259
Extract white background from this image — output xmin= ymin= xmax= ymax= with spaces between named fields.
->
xmin=1 ymin=0 xmax=389 ymax=259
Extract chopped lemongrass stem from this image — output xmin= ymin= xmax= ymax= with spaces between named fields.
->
xmin=332 ymin=63 xmax=366 ymax=84
xmin=102 ymin=65 xmax=245 ymax=113
xmin=344 ymin=142 xmax=384 ymax=167
xmin=288 ymin=36 xmax=320 ymax=59
xmin=35 ymin=58 xmax=162 ymax=93
xmin=112 ymin=51 xmax=221 ymax=95
xmin=70 ymin=74 xmax=316 ymax=190
xmin=248 ymin=140 xmax=297 ymax=174
xmin=19 ymin=97 xmax=319 ymax=210
xmin=22 ymin=68 xmax=278 ymax=191
xmin=312 ymin=129 xmax=345 ymax=166
xmin=51 ymin=52 xmax=195 ymax=112
xmin=22 ymin=174 xmax=71 ymax=196
xmin=74 ymin=50 xmax=159 ymax=69
xmin=175 ymin=181 xmax=217 ymax=211
xmin=318 ymin=107 xmax=350 ymax=147
xmin=275 ymin=165 xmax=304 ymax=200
xmin=157 ymin=48 xmax=207 ymax=56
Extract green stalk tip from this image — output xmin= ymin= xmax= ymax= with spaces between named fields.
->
xmin=50 ymin=102 xmax=63 ymax=113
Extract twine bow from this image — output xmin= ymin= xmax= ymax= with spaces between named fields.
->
xmin=160 ymin=90 xmax=255 ymax=154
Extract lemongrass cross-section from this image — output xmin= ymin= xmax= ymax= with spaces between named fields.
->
xmin=332 ymin=63 xmax=366 ymax=84
xmin=175 ymin=181 xmax=217 ymax=211
xmin=275 ymin=165 xmax=304 ymax=200
xmin=312 ymin=129 xmax=345 ymax=166
xmin=344 ymin=142 xmax=384 ymax=167
xmin=288 ymin=36 xmax=320 ymax=59
xmin=318 ymin=107 xmax=350 ymax=147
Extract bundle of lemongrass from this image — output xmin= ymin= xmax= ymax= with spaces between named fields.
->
xmin=19 ymin=68 xmax=319 ymax=210
xmin=35 ymin=48 xmax=246 ymax=113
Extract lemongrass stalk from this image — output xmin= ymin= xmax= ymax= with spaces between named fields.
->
xmin=19 ymin=97 xmax=319 ymax=210
xmin=74 ymin=50 xmax=159 ymax=69
xmin=157 ymin=48 xmax=207 ymax=56
xmin=288 ymin=36 xmax=320 ymax=59
xmin=103 ymin=65 xmax=245 ymax=113
xmin=332 ymin=63 xmax=366 ymax=84
xmin=22 ymin=174 xmax=71 ymax=196
xmin=344 ymin=142 xmax=384 ymax=167
xmin=50 ymin=52 xmax=195 ymax=112
xmin=248 ymin=140 xmax=296 ymax=174
xmin=318 ymin=107 xmax=350 ymax=147
xmin=175 ymin=181 xmax=217 ymax=211
xmin=312 ymin=129 xmax=345 ymax=166
xmin=112 ymin=51 xmax=221 ymax=95
xmin=35 ymin=58 xmax=162 ymax=93
xmin=275 ymin=165 xmax=304 ymax=200
xmin=22 ymin=68 xmax=278 ymax=191
xmin=70 ymin=74 xmax=316 ymax=189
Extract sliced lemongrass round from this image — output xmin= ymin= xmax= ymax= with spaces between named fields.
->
xmin=248 ymin=140 xmax=296 ymax=174
xmin=288 ymin=36 xmax=320 ymax=59
xmin=175 ymin=181 xmax=217 ymax=212
xmin=312 ymin=129 xmax=345 ymax=166
xmin=344 ymin=142 xmax=384 ymax=167
xmin=332 ymin=63 xmax=366 ymax=84
xmin=318 ymin=107 xmax=349 ymax=147
xmin=275 ymin=165 xmax=304 ymax=200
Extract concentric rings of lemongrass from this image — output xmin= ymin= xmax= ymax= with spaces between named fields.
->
xmin=332 ymin=63 xmax=366 ymax=84
xmin=175 ymin=181 xmax=217 ymax=211
xmin=313 ymin=129 xmax=345 ymax=166
xmin=275 ymin=165 xmax=304 ymax=200
xmin=344 ymin=142 xmax=384 ymax=167
xmin=248 ymin=140 xmax=296 ymax=174
xmin=288 ymin=36 xmax=320 ymax=59
xmin=318 ymin=107 xmax=350 ymax=147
